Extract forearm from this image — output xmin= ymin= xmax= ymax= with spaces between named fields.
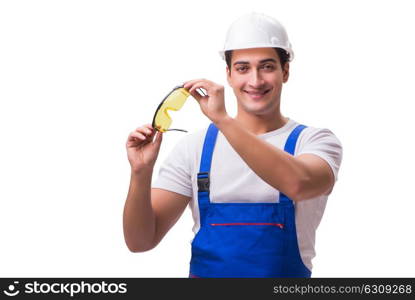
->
xmin=215 ymin=117 xmax=309 ymax=200
xmin=123 ymin=168 xmax=156 ymax=252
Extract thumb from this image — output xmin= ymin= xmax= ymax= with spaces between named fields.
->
xmin=152 ymin=131 xmax=163 ymax=150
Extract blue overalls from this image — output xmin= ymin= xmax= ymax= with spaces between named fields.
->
xmin=189 ymin=123 xmax=311 ymax=278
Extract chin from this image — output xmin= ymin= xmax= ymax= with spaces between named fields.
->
xmin=241 ymin=98 xmax=279 ymax=115
xmin=242 ymin=103 xmax=271 ymax=115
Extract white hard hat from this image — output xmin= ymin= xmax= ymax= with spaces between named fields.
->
xmin=219 ymin=12 xmax=294 ymax=62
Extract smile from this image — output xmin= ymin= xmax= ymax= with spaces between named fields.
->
xmin=244 ymin=89 xmax=271 ymax=100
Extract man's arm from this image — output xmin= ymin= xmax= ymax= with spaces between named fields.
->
xmin=183 ymin=79 xmax=334 ymax=202
xmin=215 ymin=117 xmax=334 ymax=202
xmin=123 ymin=168 xmax=191 ymax=252
xmin=124 ymin=122 xmax=191 ymax=252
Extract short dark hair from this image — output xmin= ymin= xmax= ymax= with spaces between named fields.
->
xmin=225 ymin=48 xmax=290 ymax=72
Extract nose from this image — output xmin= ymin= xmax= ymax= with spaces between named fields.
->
xmin=247 ymin=69 xmax=265 ymax=88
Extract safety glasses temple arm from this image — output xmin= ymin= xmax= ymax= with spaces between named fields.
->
xmin=164 ymin=128 xmax=188 ymax=133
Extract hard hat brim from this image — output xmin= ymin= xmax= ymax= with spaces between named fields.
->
xmin=219 ymin=46 xmax=294 ymax=62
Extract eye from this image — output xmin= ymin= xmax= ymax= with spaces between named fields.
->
xmin=261 ymin=64 xmax=275 ymax=71
xmin=236 ymin=65 xmax=248 ymax=72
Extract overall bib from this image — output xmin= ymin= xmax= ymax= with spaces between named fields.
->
xmin=189 ymin=123 xmax=311 ymax=278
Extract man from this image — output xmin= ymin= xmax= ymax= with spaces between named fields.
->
xmin=123 ymin=12 xmax=342 ymax=277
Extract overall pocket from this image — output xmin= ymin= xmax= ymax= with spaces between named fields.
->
xmin=190 ymin=202 xmax=288 ymax=277
xmin=210 ymin=222 xmax=284 ymax=229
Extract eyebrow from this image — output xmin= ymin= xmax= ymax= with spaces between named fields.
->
xmin=233 ymin=58 xmax=277 ymax=66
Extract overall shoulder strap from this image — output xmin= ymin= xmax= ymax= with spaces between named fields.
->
xmin=197 ymin=123 xmax=219 ymax=225
xmin=279 ymin=124 xmax=307 ymax=203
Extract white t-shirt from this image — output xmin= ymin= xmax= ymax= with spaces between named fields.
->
xmin=153 ymin=118 xmax=343 ymax=271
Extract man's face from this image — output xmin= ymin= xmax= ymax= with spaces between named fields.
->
xmin=226 ymin=47 xmax=289 ymax=116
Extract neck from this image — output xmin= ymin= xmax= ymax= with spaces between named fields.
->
xmin=234 ymin=109 xmax=288 ymax=135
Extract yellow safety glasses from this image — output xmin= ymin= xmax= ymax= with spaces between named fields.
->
xmin=152 ymin=85 xmax=191 ymax=133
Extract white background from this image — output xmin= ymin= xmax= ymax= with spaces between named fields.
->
xmin=1 ymin=0 xmax=414 ymax=277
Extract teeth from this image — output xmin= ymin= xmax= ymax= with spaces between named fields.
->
xmin=246 ymin=90 xmax=268 ymax=95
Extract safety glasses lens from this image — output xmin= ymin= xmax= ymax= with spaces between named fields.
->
xmin=153 ymin=87 xmax=190 ymax=132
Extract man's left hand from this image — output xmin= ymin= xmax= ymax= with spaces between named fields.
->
xmin=183 ymin=79 xmax=230 ymax=125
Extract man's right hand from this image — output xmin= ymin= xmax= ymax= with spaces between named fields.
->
xmin=126 ymin=124 xmax=163 ymax=173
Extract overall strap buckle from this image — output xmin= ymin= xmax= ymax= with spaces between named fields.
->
xmin=197 ymin=172 xmax=210 ymax=192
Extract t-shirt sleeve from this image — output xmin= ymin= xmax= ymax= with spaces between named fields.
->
xmin=297 ymin=127 xmax=343 ymax=182
xmin=152 ymin=136 xmax=193 ymax=197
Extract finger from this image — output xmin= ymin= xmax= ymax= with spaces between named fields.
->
xmin=189 ymin=82 xmax=210 ymax=99
xmin=183 ymin=78 xmax=207 ymax=90
xmin=189 ymin=81 xmax=211 ymax=92
xmin=145 ymin=124 xmax=157 ymax=135
xmin=189 ymin=89 xmax=203 ymax=102
xmin=153 ymin=131 xmax=163 ymax=147
xmin=184 ymin=80 xmax=214 ymax=96
xmin=136 ymin=126 xmax=154 ymax=136
xmin=145 ymin=123 xmax=155 ymax=131
xmin=136 ymin=124 xmax=153 ymax=131
xmin=130 ymin=131 xmax=147 ymax=141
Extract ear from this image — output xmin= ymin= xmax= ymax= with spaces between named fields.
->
xmin=226 ymin=65 xmax=232 ymax=86
xmin=282 ymin=62 xmax=290 ymax=83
